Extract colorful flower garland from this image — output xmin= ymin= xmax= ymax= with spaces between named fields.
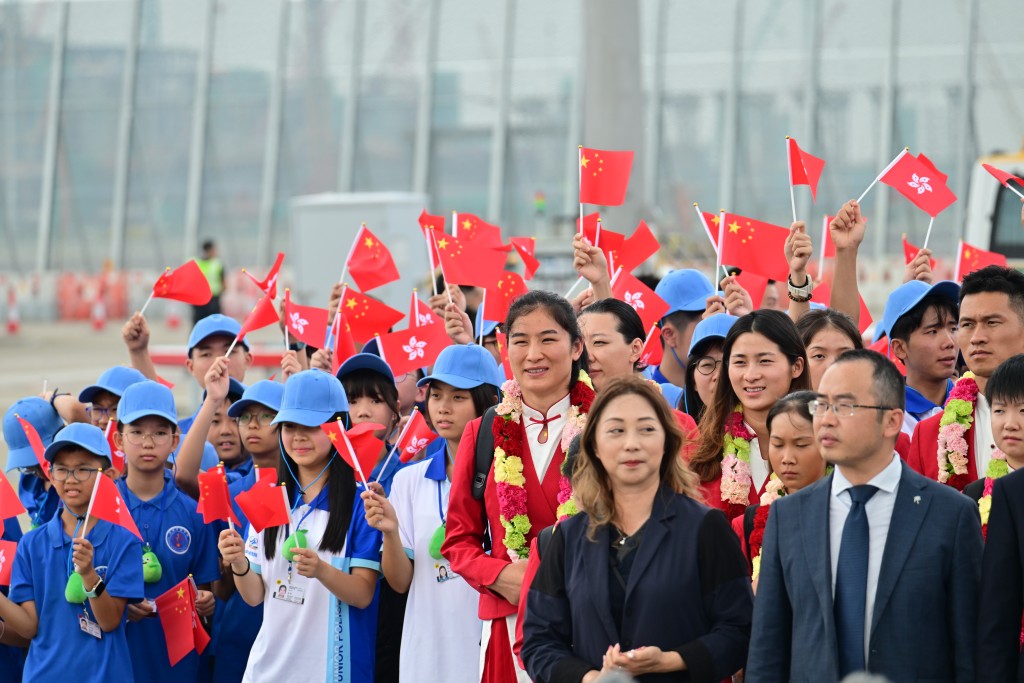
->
xmin=720 ymin=407 xmax=755 ymax=520
xmin=749 ymin=474 xmax=785 ymax=580
xmin=493 ymin=370 xmax=595 ymax=560
xmin=979 ymin=448 xmax=1009 ymax=539
xmin=937 ymin=372 xmax=978 ymax=491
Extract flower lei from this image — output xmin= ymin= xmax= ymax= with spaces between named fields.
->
xmin=720 ymin=407 xmax=755 ymax=520
xmin=749 ymin=474 xmax=786 ymax=581
xmin=937 ymin=372 xmax=978 ymax=491
xmin=493 ymin=370 xmax=595 ymax=560
xmin=979 ymin=448 xmax=1009 ymax=540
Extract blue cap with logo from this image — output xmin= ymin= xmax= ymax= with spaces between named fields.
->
xmin=336 ymin=352 xmax=395 ymax=384
xmin=417 ymin=344 xmax=504 ymax=391
xmin=688 ymin=314 xmax=738 ymax=357
xmin=227 ymin=380 xmax=285 ymax=418
xmin=655 ymin=269 xmax=715 ymax=317
xmin=875 ymin=280 xmax=960 ymax=342
xmin=4 ymin=397 xmax=65 ymax=471
xmin=117 ymin=380 xmax=178 ymax=425
xmin=188 ymin=313 xmax=247 ymax=355
xmin=44 ymin=422 xmax=111 ymax=464
xmin=273 ymin=369 xmax=349 ymax=427
xmin=78 ymin=366 xmax=149 ymax=404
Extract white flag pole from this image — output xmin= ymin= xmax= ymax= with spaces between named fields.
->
xmin=578 ymin=146 xmax=584 ymax=236
xmin=818 ymin=214 xmax=828 ymax=279
xmin=857 ymin=148 xmax=909 ymax=204
xmin=714 ymin=209 xmax=726 ymax=282
xmin=138 ymin=288 xmax=157 ymax=318
xmin=786 ymin=137 xmax=798 ymax=225
xmin=954 ymin=239 xmax=964 ymax=281
xmin=337 ymin=223 xmax=366 ymax=286
xmin=80 ymin=471 xmax=104 ymax=540
xmin=430 ymin=232 xmax=454 ymax=305
xmin=922 ymin=217 xmax=935 ymax=252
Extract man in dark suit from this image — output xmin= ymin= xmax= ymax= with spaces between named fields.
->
xmin=978 ymin=468 xmax=1024 ymax=678
xmin=747 ymin=349 xmax=982 ymax=682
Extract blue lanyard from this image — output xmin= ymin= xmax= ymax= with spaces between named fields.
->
xmin=290 ymin=486 xmax=329 ymax=532
xmin=64 ymin=513 xmax=85 ymax=577
xmin=435 ymin=445 xmax=454 ymax=525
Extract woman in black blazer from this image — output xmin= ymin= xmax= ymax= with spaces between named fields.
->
xmin=522 ymin=376 xmax=753 ymax=683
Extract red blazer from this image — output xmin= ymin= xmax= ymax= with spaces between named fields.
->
xmin=904 ymin=412 xmax=978 ymax=482
xmin=442 ymin=416 xmax=564 ymax=621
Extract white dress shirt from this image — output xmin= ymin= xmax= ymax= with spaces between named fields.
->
xmin=746 ymin=426 xmax=769 ymax=493
xmin=974 ymin=393 xmax=996 ymax=477
xmin=521 ymin=394 xmax=570 ymax=481
xmin=829 ymin=453 xmax=902 ymax=666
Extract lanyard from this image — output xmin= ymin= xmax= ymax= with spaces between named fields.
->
xmin=63 ymin=513 xmax=85 ymax=577
xmin=290 ymin=486 xmax=329 ymax=532
xmin=435 ymin=445 xmax=454 ymax=525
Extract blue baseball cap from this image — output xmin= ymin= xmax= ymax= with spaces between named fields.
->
xmin=117 ymin=380 xmax=178 ymax=426
xmin=688 ymin=314 xmax=738 ymax=357
xmin=188 ymin=313 xmax=247 ymax=355
xmin=43 ymin=422 xmax=111 ymax=464
xmin=202 ymin=378 xmax=247 ymax=404
xmin=875 ymin=280 xmax=960 ymax=342
xmin=3 ymin=397 xmax=65 ymax=471
xmin=78 ymin=366 xmax=148 ymax=404
xmin=360 ymin=337 xmax=381 ymax=357
xmin=273 ymin=369 xmax=349 ymax=427
xmin=655 ymin=269 xmax=715 ymax=317
xmin=227 ymin=380 xmax=284 ymax=418
xmin=337 ymin=352 xmax=395 ymax=384
xmin=475 ymin=308 xmax=499 ymax=338
xmin=417 ymin=344 xmax=504 ymax=391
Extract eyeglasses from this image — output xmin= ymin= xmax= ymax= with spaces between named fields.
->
xmin=123 ymin=429 xmax=174 ymax=446
xmin=51 ymin=466 xmax=100 ymax=483
xmin=86 ymin=406 xmax=116 ymax=419
xmin=695 ymin=357 xmax=722 ymax=376
xmin=238 ymin=411 xmax=277 ymax=426
xmin=807 ymin=400 xmax=896 ymax=418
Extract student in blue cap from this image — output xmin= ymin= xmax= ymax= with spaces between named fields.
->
xmin=683 ymin=314 xmax=738 ymax=422
xmin=111 ymin=380 xmax=220 ymax=682
xmin=0 ymin=422 xmax=144 ymax=681
xmin=217 ymin=369 xmax=382 ymax=682
xmin=362 ymin=343 xmax=500 ymax=683
xmin=47 ymin=366 xmax=148 ymax=432
xmin=876 ymin=279 xmax=960 ymax=436
xmin=3 ymin=397 xmax=64 ymax=529
xmin=336 ymin=353 xmax=405 ymax=491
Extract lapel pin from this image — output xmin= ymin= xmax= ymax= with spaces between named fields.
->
xmin=913 ymin=496 xmax=921 ymax=505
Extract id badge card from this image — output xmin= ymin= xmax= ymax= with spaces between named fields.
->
xmin=79 ymin=612 xmax=102 ymax=639
xmin=271 ymin=582 xmax=306 ymax=605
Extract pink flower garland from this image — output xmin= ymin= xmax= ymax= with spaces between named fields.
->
xmin=720 ymin=408 xmax=755 ymax=520
xmin=936 ymin=372 xmax=978 ymax=491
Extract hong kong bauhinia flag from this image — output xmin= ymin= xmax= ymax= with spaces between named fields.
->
xmin=395 ymin=410 xmax=435 ymax=463
xmin=579 ymin=147 xmax=634 ymax=206
xmin=284 ymin=289 xmax=329 ymax=349
xmin=243 ymin=252 xmax=285 ymax=299
xmin=611 ymin=268 xmax=669 ymax=331
xmin=879 ymin=149 xmax=957 ymax=218
xmin=377 ymin=322 xmax=452 ymax=377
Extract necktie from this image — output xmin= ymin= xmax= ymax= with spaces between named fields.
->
xmin=834 ymin=484 xmax=879 ymax=677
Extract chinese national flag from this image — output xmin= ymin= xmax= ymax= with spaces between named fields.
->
xmin=197 ymin=466 xmax=241 ymax=527
xmin=902 ymin=235 xmax=937 ymax=270
xmin=155 ymin=577 xmax=210 ymax=666
xmin=152 ymin=261 xmax=213 ymax=306
xmin=348 ymin=227 xmax=401 ymax=292
xmin=0 ymin=471 xmax=26 ymax=520
xmin=15 ymin=416 xmax=50 ymax=479
xmin=639 ymin=325 xmax=663 ymax=368
xmin=879 ymin=150 xmax=957 ymax=218
xmin=322 ymin=421 xmax=383 ymax=483
xmin=579 ymin=147 xmax=634 ymax=206
xmin=698 ymin=210 xmax=722 ymax=249
xmin=234 ymin=478 xmax=290 ymax=533
xmin=982 ymin=163 xmax=1024 ymax=190
xmin=103 ymin=421 xmax=125 ymax=473
xmin=284 ymin=289 xmax=329 ymax=349
xmin=719 ymin=214 xmax=791 ymax=281
xmin=377 ymin=322 xmax=452 ymax=377
xmin=618 ymin=221 xmax=660 ymax=273
xmin=494 ymin=330 xmax=513 ymax=378
xmin=243 ymin=252 xmax=285 ymax=299
xmin=812 ymin=281 xmax=873 ymax=334
xmin=328 ymin=311 xmax=358 ymax=375
xmin=409 ymin=294 xmax=443 ymax=327
xmin=787 ymin=137 xmax=825 ymax=201
xmin=483 ymin=271 xmax=529 ymax=323
xmin=509 ymin=237 xmax=540 ymax=280
xmin=455 ymin=214 xmax=510 ymax=251
xmin=578 ymin=214 xmax=626 ymax=266
xmin=237 ymin=296 xmax=280 ymax=339
xmin=89 ymin=474 xmax=142 ymax=539
xmin=611 ymin=269 xmax=670 ymax=332
xmin=432 ymin=233 xmax=508 ymax=289
xmin=337 ymin=289 xmax=404 ymax=344
xmin=0 ymin=540 xmax=16 ymax=586
xmin=577 ymin=212 xmax=600 ymax=236
xmin=957 ymin=240 xmax=1008 ymax=281
xmin=396 ymin=410 xmax=436 ymax=463
xmin=418 ymin=209 xmax=445 ymax=234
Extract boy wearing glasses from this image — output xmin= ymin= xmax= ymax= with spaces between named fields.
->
xmin=0 ymin=423 xmax=143 ymax=680
xmin=111 ymin=381 xmax=220 ymax=683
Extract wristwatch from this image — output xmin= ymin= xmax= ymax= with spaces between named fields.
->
xmin=85 ymin=576 xmax=106 ymax=599
xmin=787 ymin=274 xmax=813 ymax=303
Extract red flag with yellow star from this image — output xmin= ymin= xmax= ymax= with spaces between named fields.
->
xmin=454 ymin=213 xmax=510 ymax=251
xmin=155 ymin=577 xmax=210 ymax=666
xmin=719 ymin=213 xmax=791 ymax=281
xmin=236 ymin=295 xmax=280 ymax=341
xmin=337 ymin=289 xmax=404 ymax=344
xmin=377 ymin=322 xmax=452 ymax=377
xmin=151 ymin=260 xmax=213 ymax=306
xmin=197 ymin=465 xmax=241 ymax=527
xmin=432 ymin=233 xmax=508 ymax=288
xmin=956 ymin=240 xmax=1007 ymax=281
xmin=483 ymin=271 xmax=528 ymax=323
xmin=321 ymin=421 xmax=383 ymax=484
xmin=697 ymin=210 xmax=722 ymax=250
xmin=579 ymin=147 xmax=634 ymax=206
xmin=348 ymin=226 xmax=400 ymax=292
xmin=418 ymin=209 xmax=446 ymax=234
xmin=329 ymin=310 xmax=358 ymax=375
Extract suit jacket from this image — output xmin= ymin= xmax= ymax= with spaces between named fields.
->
xmin=978 ymin=469 xmax=1024 ymax=680
xmin=522 ymin=489 xmax=753 ymax=683
xmin=746 ymin=462 xmax=982 ymax=682
xmin=905 ymin=411 xmax=979 ymax=483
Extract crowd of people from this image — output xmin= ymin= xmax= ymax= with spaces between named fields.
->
xmin=1 ymin=196 xmax=1024 ymax=682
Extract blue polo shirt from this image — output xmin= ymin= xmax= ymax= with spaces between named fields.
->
xmin=10 ymin=512 xmax=144 ymax=682
xmin=906 ymin=380 xmax=954 ymax=422
xmin=117 ymin=473 xmax=220 ymax=683
xmin=1 ymin=517 xmax=25 ymax=681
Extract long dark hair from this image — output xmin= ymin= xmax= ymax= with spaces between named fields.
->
xmin=692 ymin=310 xmax=810 ymax=482
xmin=577 ymin=298 xmax=646 ymax=371
xmin=264 ymin=411 xmax=355 ymax=559
xmin=341 ymin=369 xmax=401 ymax=435
xmin=505 ymin=290 xmax=588 ymax=389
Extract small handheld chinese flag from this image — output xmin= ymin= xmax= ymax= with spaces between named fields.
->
xmin=719 ymin=213 xmax=792 ymax=281
xmin=395 ymin=410 xmax=435 ymax=463
xmin=509 ymin=237 xmax=540 ymax=280
xmin=347 ymin=226 xmax=401 ymax=292
xmin=956 ymin=240 xmax=1008 ymax=281
xmin=0 ymin=471 xmax=26 ymax=521
xmin=432 ymin=233 xmax=509 ymax=289
xmin=483 ymin=271 xmax=529 ymax=324
xmin=284 ymin=289 xmax=329 ymax=349
xmin=377 ymin=323 xmax=452 ymax=378
xmin=327 ymin=310 xmax=358 ymax=375
xmin=323 ymin=421 xmax=383 ymax=485
xmin=15 ymin=416 xmax=50 ymax=479
xmin=151 ymin=261 xmax=213 ymax=306
xmin=579 ymin=147 xmax=634 ymax=206
xmin=638 ymin=325 xmax=663 ymax=368
xmin=418 ymin=209 xmax=445 ymax=234
xmin=787 ymin=137 xmax=825 ymax=201
xmin=155 ymin=577 xmax=210 ymax=666
xmin=494 ymin=329 xmax=513 ymax=378
xmin=611 ymin=268 xmax=670 ymax=332
xmin=197 ymin=466 xmax=242 ymax=527
xmin=454 ymin=213 xmax=510 ymax=251
xmin=618 ymin=220 xmax=660 ymax=273
xmin=0 ymin=539 xmax=16 ymax=586
xmin=87 ymin=473 xmax=142 ymax=539
xmin=234 ymin=478 xmax=290 ymax=533
xmin=243 ymin=252 xmax=285 ymax=299
xmin=236 ymin=296 xmax=280 ymax=340
xmin=336 ymin=289 xmax=404 ymax=344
